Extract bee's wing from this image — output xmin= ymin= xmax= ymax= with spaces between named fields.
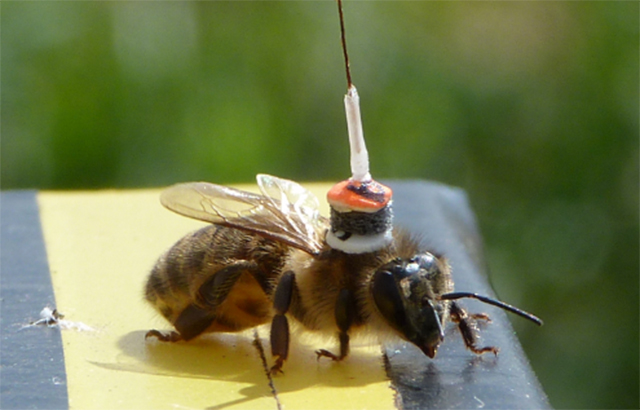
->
xmin=256 ymin=174 xmax=328 ymax=244
xmin=160 ymin=175 xmax=328 ymax=255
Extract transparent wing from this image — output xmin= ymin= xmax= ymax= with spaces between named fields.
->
xmin=160 ymin=175 xmax=328 ymax=255
xmin=256 ymin=174 xmax=327 ymax=245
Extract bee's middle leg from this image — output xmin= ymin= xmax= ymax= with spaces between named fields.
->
xmin=270 ymin=271 xmax=297 ymax=375
xmin=316 ymin=288 xmax=355 ymax=362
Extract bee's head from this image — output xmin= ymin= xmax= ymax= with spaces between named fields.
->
xmin=371 ymin=252 xmax=450 ymax=358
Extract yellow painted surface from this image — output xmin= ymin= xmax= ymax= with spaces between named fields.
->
xmin=38 ymin=184 xmax=395 ymax=410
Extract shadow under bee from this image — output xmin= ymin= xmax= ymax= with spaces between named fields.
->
xmin=89 ymin=329 xmax=280 ymax=409
xmin=97 ymin=328 xmax=393 ymax=389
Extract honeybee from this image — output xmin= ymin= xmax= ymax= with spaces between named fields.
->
xmin=144 ymin=172 xmax=542 ymax=374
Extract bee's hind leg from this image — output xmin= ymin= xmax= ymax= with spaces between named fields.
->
xmin=175 ymin=260 xmax=260 ymax=341
xmin=145 ymin=304 xmax=218 ymax=343
xmin=145 ymin=329 xmax=183 ymax=342
xmin=316 ymin=288 xmax=355 ymax=363
xmin=449 ymin=302 xmax=498 ymax=356
xmin=196 ymin=260 xmax=259 ymax=308
xmin=148 ymin=260 xmax=259 ymax=343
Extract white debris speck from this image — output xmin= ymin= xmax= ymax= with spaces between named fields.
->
xmin=22 ymin=307 xmax=95 ymax=332
xmin=473 ymin=395 xmax=485 ymax=408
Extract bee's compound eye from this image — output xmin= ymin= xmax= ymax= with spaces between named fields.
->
xmin=412 ymin=253 xmax=436 ymax=270
xmin=405 ymin=262 xmax=420 ymax=275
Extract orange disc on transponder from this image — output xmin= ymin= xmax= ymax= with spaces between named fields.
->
xmin=327 ymin=179 xmax=392 ymax=213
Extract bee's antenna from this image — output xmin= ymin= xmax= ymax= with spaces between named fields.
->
xmin=325 ymin=0 xmax=394 ymax=254
xmin=440 ymin=292 xmax=543 ymax=326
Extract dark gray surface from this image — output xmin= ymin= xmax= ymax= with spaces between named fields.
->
xmin=0 ymin=191 xmax=68 ymax=409
xmin=385 ymin=180 xmax=549 ymax=410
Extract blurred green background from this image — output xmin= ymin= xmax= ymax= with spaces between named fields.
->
xmin=3 ymin=1 xmax=638 ymax=408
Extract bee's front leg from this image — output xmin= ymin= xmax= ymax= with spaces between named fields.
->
xmin=270 ymin=271 xmax=297 ymax=375
xmin=316 ymin=288 xmax=355 ymax=362
xmin=449 ymin=302 xmax=498 ymax=356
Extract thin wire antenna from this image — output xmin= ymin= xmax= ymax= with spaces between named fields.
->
xmin=335 ymin=0 xmax=371 ymax=182
xmin=337 ymin=0 xmax=352 ymax=89
xmin=326 ymin=0 xmax=393 ymax=253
